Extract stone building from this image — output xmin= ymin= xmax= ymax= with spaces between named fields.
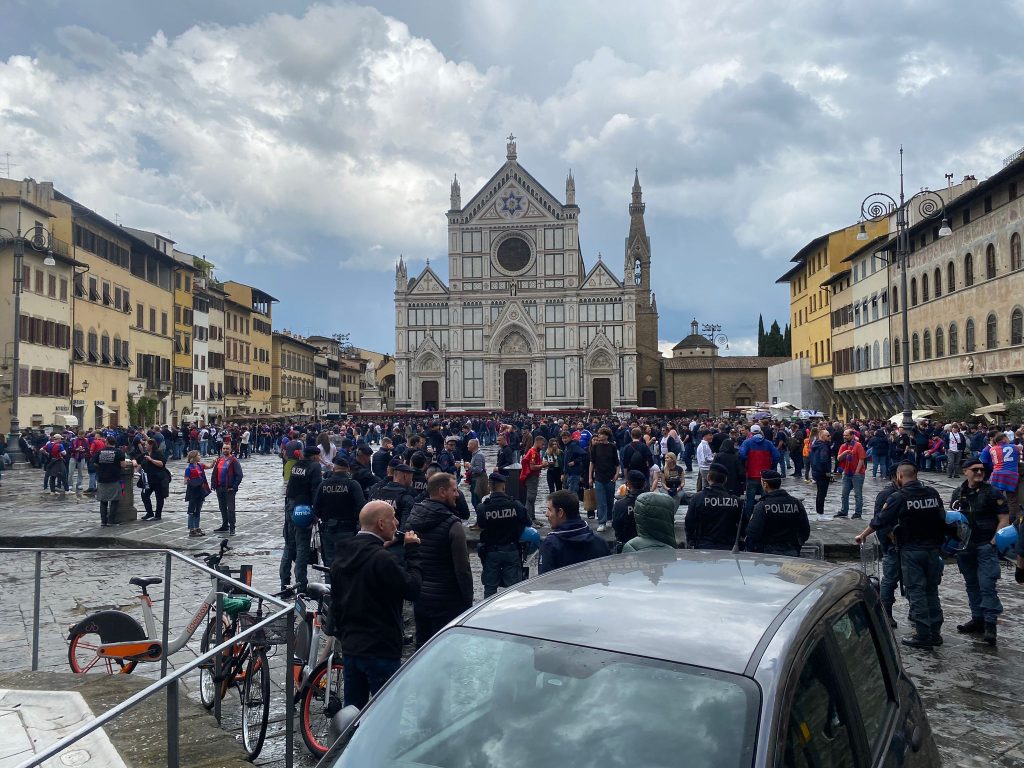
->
xmin=394 ymin=136 xmax=660 ymax=411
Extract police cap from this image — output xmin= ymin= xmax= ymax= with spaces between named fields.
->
xmin=333 ymin=455 xmax=350 ymax=467
xmin=388 ymin=456 xmax=404 ymax=468
xmin=303 ymin=445 xmax=321 ymax=457
xmin=355 ymin=444 xmax=373 ymax=456
xmin=488 ymin=471 xmax=506 ymax=483
xmin=760 ymin=469 xmax=782 ymax=481
xmin=709 ymin=462 xmax=729 ymax=476
xmin=394 ymin=463 xmax=413 ymax=474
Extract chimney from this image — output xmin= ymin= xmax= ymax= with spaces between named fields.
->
xmin=961 ymin=175 xmax=979 ymax=192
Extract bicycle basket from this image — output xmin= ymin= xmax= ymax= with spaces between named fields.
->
xmin=252 ymin=613 xmax=291 ymax=646
xmin=222 ymin=596 xmax=252 ymax=616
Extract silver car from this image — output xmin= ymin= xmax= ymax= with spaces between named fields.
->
xmin=320 ymin=551 xmax=939 ymax=767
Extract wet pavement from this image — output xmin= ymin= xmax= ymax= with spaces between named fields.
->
xmin=0 ymin=449 xmax=1021 ymax=766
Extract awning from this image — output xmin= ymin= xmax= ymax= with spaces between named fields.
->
xmin=972 ymin=403 xmax=1007 ymax=415
xmin=889 ymin=409 xmax=936 ymax=425
xmin=56 ymin=414 xmax=79 ymax=427
xmin=96 ymin=404 xmax=115 ymax=415
xmin=772 ymin=402 xmax=796 ymax=410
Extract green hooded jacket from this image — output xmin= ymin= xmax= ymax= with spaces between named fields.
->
xmin=622 ymin=492 xmax=677 ymax=551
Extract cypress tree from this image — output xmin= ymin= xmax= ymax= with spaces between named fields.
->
xmin=757 ymin=314 xmax=765 ymax=356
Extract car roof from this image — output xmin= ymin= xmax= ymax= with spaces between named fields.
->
xmin=458 ymin=551 xmax=845 ymax=675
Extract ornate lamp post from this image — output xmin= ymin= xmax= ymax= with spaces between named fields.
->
xmin=857 ymin=148 xmax=951 ymax=432
xmin=700 ymin=322 xmax=729 ymax=416
xmin=0 ymin=223 xmax=56 ymax=457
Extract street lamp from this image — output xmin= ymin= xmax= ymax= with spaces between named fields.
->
xmin=700 ymin=322 xmax=729 ymax=416
xmin=857 ymin=148 xmax=950 ymax=432
xmin=0 ymin=222 xmax=56 ymax=456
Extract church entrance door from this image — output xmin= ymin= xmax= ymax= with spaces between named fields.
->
xmin=592 ymin=378 xmax=612 ymax=411
xmin=503 ymin=369 xmax=528 ymax=412
xmin=421 ymin=380 xmax=439 ymax=411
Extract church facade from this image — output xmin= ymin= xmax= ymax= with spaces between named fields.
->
xmin=394 ymin=136 xmax=662 ymax=411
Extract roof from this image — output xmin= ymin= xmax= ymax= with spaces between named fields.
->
xmin=775 ymin=260 xmax=805 ymax=284
xmin=789 ymin=232 xmax=829 ymax=264
xmin=840 ymin=233 xmax=892 ymax=264
xmin=272 ymin=331 xmax=319 ymax=352
xmin=821 ymin=268 xmax=851 ymax=288
xmin=53 ymin=191 xmax=176 ymax=264
xmin=460 ymin=551 xmax=841 ymax=674
xmin=672 ymin=333 xmax=716 ymax=350
xmin=662 ymin=355 xmax=789 ymax=370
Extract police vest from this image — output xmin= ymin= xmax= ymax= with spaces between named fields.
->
xmin=371 ymin=482 xmax=415 ymax=528
xmin=477 ymin=492 xmax=526 ymax=546
xmin=316 ymin=476 xmax=362 ymax=525
xmin=893 ymin=483 xmax=946 ymax=545
xmin=286 ymin=462 xmax=316 ymax=504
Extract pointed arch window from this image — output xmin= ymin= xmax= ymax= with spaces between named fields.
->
xmin=1012 ymin=308 xmax=1023 ymax=345
xmin=1012 ymin=233 xmax=1022 ymax=271
xmin=947 ymin=261 xmax=956 ymax=293
xmin=923 ymin=330 xmax=932 ymax=360
xmin=986 ymin=313 xmax=998 ymax=349
xmin=883 ymin=338 xmax=890 ymax=366
xmin=986 ymin=243 xmax=997 ymax=279
xmin=892 ymin=286 xmax=899 ymax=312
xmin=935 ymin=326 xmax=944 ymax=357
xmin=966 ymin=319 xmax=976 ymax=352
xmin=921 ymin=273 xmax=929 ymax=302
xmin=949 ymin=323 xmax=959 ymax=355
xmin=872 ymin=340 xmax=880 ymax=369
xmin=910 ymin=277 xmax=918 ymax=306
xmin=912 ymin=333 xmax=920 ymax=361
xmin=964 ymin=253 xmax=974 ymax=286
xmin=893 ymin=338 xmax=901 ymax=365
xmin=933 ymin=267 xmax=942 ymax=298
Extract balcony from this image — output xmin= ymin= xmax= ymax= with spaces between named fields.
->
xmin=157 ymin=379 xmax=172 ymax=393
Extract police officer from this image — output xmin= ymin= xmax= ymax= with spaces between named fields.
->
xmin=281 ymin=444 xmax=323 ymax=592
xmin=371 ymin=437 xmax=393 ymax=482
xmin=436 ymin=437 xmax=459 ymax=475
xmin=950 ymin=456 xmax=1009 ymax=645
xmin=409 ymin=452 xmax=429 ymax=501
xmin=351 ymin=444 xmax=378 ymax=497
xmin=313 ymin=455 xmax=366 ymax=569
xmin=475 ymin=472 xmax=531 ymax=596
xmin=611 ymin=470 xmax=646 ymax=552
xmin=745 ymin=469 xmax=810 ymax=557
xmin=858 ymin=462 xmax=946 ymax=648
xmin=855 ymin=462 xmax=902 ymax=627
xmin=370 ymin=462 xmax=417 ymax=534
xmin=684 ymin=462 xmax=742 ymax=550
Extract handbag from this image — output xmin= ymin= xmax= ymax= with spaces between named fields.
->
xmin=583 ymin=487 xmax=598 ymax=512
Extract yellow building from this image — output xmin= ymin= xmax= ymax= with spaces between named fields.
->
xmin=271 ymin=332 xmax=316 ymax=416
xmin=224 ymin=281 xmax=275 ymax=416
xmin=223 ymin=297 xmax=252 ymax=418
xmin=776 ymin=219 xmax=886 ymax=415
xmin=171 ymin=251 xmax=199 ymax=426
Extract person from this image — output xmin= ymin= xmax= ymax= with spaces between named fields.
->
xmin=712 ymin=437 xmax=744 ymax=495
xmin=856 ymin=462 xmax=946 ymax=648
xmin=317 ymin=431 xmax=337 ymax=472
xmin=494 ymin=433 xmax=516 ymax=476
xmin=946 ymin=423 xmax=966 ymax=478
xmin=210 ymin=443 xmax=244 ymax=534
xmin=371 ymin=460 xmax=417 ymax=528
xmin=435 ymin=437 xmax=458 ymax=475
xmin=331 ymin=500 xmax=422 ymax=709
xmin=949 ymin=457 xmax=1009 ymax=645
xmin=612 ymin=470 xmax=647 ymax=552
xmin=41 ymin=433 xmax=67 ymax=496
xmin=660 ymin=452 xmax=685 ymax=505
xmin=314 ymin=454 xmax=366 ymax=568
xmin=95 ymin=437 xmax=127 ymax=526
xmin=836 ymin=428 xmax=867 ymax=519
xmin=684 ymin=463 xmax=742 ymax=550
xmin=139 ymin=438 xmax=171 ymax=521
xmin=856 ymin=463 xmax=903 ymax=627
xmin=184 ymin=450 xmax=213 ymax=537
xmin=694 ymin=431 xmax=715 ymax=491
xmin=738 ymin=425 xmax=780 ymax=512
xmin=406 ymin=473 xmax=474 ymax=647
xmin=350 ymin=444 xmax=379 ymax=497
xmin=622 ymin=428 xmax=654 ymax=482
xmin=409 ymin=451 xmax=429 ymax=500
xmin=745 ymin=469 xmax=810 ymax=556
xmin=622 ymin=492 xmax=677 ymax=552
xmin=867 ymin=428 xmax=890 ymax=479
xmin=240 ymin=427 xmax=251 ymax=459
xmin=475 ymin=472 xmax=531 ymax=596
xmin=809 ymin=429 xmax=833 ymax=515
xmin=68 ymin=431 xmax=91 ymax=496
xmin=371 ymin=437 xmax=393 ymax=481
xmin=281 ymin=445 xmax=322 ymax=591
xmin=538 ymin=489 xmax=610 ymax=573
xmin=589 ymin=427 xmax=620 ymax=532
xmin=464 ymin=438 xmax=486 ymax=510
xmin=981 ymin=431 xmax=1020 ymax=520
xmin=543 ymin=437 xmax=562 ymax=494
xmin=521 ymin=435 xmax=547 ymax=524
xmin=561 ymin=430 xmax=585 ymax=500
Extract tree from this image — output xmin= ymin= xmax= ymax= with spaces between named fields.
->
xmin=1004 ymin=397 xmax=1024 ymax=426
xmin=127 ymin=394 xmax=139 ymax=426
xmin=941 ymin=393 xmax=978 ymax=423
xmin=783 ymin=323 xmax=792 ymax=356
xmin=763 ymin=320 xmax=786 ymax=357
xmin=757 ymin=314 xmax=766 ymax=356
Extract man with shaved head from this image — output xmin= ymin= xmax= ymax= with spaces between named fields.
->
xmin=331 ymin=500 xmax=422 ymax=708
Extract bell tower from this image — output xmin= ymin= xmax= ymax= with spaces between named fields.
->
xmin=625 ymin=169 xmax=651 ymax=302
xmin=624 ymin=170 xmax=661 ymax=406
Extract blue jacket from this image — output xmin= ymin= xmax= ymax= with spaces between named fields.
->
xmin=809 ymin=439 xmax=833 ymax=480
xmin=738 ymin=434 xmax=780 ymax=480
xmin=538 ymin=519 xmax=610 ymax=574
xmin=563 ymin=439 xmax=586 ymax=477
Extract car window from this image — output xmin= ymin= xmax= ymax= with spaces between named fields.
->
xmin=327 ymin=628 xmax=759 ymax=768
xmin=829 ymin=602 xmax=892 ymax=752
xmin=781 ymin=639 xmax=858 ymax=768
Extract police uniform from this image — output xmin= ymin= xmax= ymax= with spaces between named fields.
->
xmin=869 ymin=469 xmax=901 ymax=625
xmin=950 ymin=463 xmax=1008 ymax=640
xmin=313 ymin=457 xmax=366 ymax=569
xmin=684 ymin=478 xmax=742 ymax=550
xmin=370 ymin=464 xmax=417 ymax=565
xmin=745 ymin=471 xmax=810 ymax=556
xmin=875 ymin=476 xmax=946 ymax=646
xmin=281 ymin=447 xmax=323 ymax=592
xmin=475 ymin=473 xmax=530 ymax=596
xmin=410 ymin=468 xmax=429 ymax=502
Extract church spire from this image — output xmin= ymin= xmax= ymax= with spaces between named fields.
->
xmin=630 ymin=168 xmax=644 ymax=213
xmin=565 ymin=168 xmax=576 ymax=206
xmin=450 ymin=174 xmax=461 ymax=210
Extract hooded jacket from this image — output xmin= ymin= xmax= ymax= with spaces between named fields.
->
xmin=738 ymin=434 xmax=780 ymax=480
xmin=538 ymin=518 xmax=610 ymax=574
xmin=330 ymin=532 xmax=421 ymax=658
xmin=623 ymin=493 xmax=677 ymax=552
xmin=405 ymin=499 xmax=474 ymax=617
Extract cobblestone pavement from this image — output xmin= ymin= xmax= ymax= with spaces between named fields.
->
xmin=1 ymin=449 xmax=1022 ymax=766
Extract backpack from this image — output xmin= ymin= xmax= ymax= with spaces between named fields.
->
xmin=290 ymin=504 xmax=314 ymax=528
xmin=628 ymin=446 xmax=647 ymax=471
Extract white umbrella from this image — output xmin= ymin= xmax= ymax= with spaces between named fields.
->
xmin=889 ymin=409 xmax=936 ymax=425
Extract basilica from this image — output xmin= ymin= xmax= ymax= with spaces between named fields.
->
xmin=393 ymin=136 xmax=662 ymax=411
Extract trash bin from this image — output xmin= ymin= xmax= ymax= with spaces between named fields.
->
xmin=504 ymin=463 xmax=524 ymax=505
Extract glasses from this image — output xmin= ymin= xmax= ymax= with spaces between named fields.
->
xmin=968 ymin=468 xmax=985 ymax=473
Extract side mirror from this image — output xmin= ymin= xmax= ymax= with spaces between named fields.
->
xmin=329 ymin=704 xmax=361 ymax=743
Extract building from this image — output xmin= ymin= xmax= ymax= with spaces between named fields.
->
xmin=393 ymin=136 xmax=660 ymax=411
xmin=224 ymin=281 xmax=275 ymax=415
xmin=202 ymin=271 xmax=227 ymax=424
xmin=306 ymin=335 xmax=342 ymax=416
xmin=0 ymin=179 xmax=82 ymax=432
xmin=341 ymin=356 xmax=364 ymax=411
xmin=189 ymin=258 xmax=213 ymax=424
xmin=271 ymin=332 xmax=317 ymax=416
xmin=830 ymin=160 xmax=1024 ymax=417
xmin=171 ymin=250 xmax=199 ymax=426
xmin=223 ymin=295 xmax=252 ymax=418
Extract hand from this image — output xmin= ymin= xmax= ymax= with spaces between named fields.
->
xmin=403 ymin=530 xmax=421 ymax=545
xmin=854 ymin=534 xmax=864 ymax=545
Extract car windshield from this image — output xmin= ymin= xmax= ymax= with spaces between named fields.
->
xmin=323 ymin=627 xmax=759 ymax=768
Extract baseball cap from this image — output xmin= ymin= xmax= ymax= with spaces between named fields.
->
xmin=750 ymin=425 xmax=762 ymax=433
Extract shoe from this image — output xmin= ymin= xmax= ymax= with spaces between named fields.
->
xmin=597 ymin=523 xmax=606 ymax=532
xmin=956 ymin=617 xmax=985 ymax=634
xmin=212 ymin=526 xmax=229 ymax=533
xmin=983 ymin=623 xmax=997 ymax=646
xmin=834 ymin=514 xmax=848 ymax=519
xmin=930 ymin=634 xmax=943 ymax=646
xmin=196 ymin=528 xmax=206 ymax=536
xmin=142 ymin=513 xmax=155 ymax=521
xmin=101 ymin=522 xmax=109 ymax=527
xmin=851 ymin=514 xmax=862 ymax=519
xmin=188 ymin=529 xmax=200 ymax=537
xmin=901 ymin=634 xmax=934 ymax=649
xmin=229 ymin=528 xmax=236 ymax=535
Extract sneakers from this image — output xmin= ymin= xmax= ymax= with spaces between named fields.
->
xmin=142 ymin=513 xmax=155 ymax=521
xmin=189 ymin=529 xmax=207 ymax=537
xmin=596 ymin=523 xmax=607 ymax=532
xmin=956 ymin=617 xmax=985 ymax=634
xmin=229 ymin=528 xmax=236 ymax=536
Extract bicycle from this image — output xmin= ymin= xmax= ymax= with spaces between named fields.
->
xmin=67 ymin=538 xmax=236 ymax=675
xmin=294 ymin=564 xmax=344 ymax=757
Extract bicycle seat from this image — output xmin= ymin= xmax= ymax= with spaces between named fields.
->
xmin=304 ymin=582 xmax=331 ymax=601
xmin=130 ymin=577 xmax=163 ymax=589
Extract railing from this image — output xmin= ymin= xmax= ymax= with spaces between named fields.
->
xmin=2 ymin=547 xmax=296 ymax=768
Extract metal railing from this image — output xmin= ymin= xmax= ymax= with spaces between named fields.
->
xmin=2 ymin=546 xmax=296 ymax=768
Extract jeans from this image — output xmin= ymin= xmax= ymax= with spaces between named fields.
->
xmin=480 ymin=544 xmax=523 ymax=597
xmin=957 ymin=543 xmax=1002 ymax=623
xmin=280 ymin=511 xmax=312 ymax=590
xmin=216 ymin=488 xmax=237 ymax=530
xmin=901 ymin=547 xmax=944 ymax=638
xmin=792 ymin=453 xmax=804 ymax=478
xmin=187 ymin=490 xmax=205 ymax=529
xmin=88 ymin=470 xmax=97 ymax=491
xmin=872 ymin=452 xmax=889 ymax=478
xmin=839 ymin=474 xmax=865 ymax=517
xmin=565 ymin=474 xmax=581 ymax=495
xmin=199 ymin=439 xmax=208 ymax=456
xmin=342 ymin=654 xmax=401 ymax=709
xmin=744 ymin=479 xmax=763 ymax=515
xmin=594 ymin=479 xmax=616 ymax=524
xmin=947 ymin=450 xmax=962 ymax=478
xmin=777 ymin=449 xmax=790 ymax=474
xmin=69 ymin=458 xmax=88 ymax=491
xmin=814 ymin=475 xmax=830 ymax=515
xmin=879 ymin=540 xmax=899 ymax=607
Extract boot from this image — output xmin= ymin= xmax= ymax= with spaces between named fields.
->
xmin=956 ymin=617 xmax=985 ymax=634
xmin=883 ymin=604 xmax=897 ymax=628
xmin=983 ymin=622 xmax=997 ymax=646
xmin=901 ymin=634 xmax=933 ymax=649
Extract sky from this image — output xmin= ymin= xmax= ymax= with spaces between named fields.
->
xmin=3 ymin=0 xmax=1024 ymax=358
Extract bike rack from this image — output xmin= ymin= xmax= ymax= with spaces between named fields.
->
xmin=0 ymin=546 xmax=296 ymax=768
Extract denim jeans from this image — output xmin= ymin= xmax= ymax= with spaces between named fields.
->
xmin=777 ymin=449 xmax=790 ymax=474
xmin=342 ymin=654 xmax=401 ymax=709
xmin=565 ymin=474 xmax=581 ymax=495
xmin=839 ymin=474 xmax=864 ymax=517
xmin=68 ymin=458 xmax=88 ymax=491
xmin=594 ymin=480 xmax=616 ymax=524
xmin=872 ymin=453 xmax=889 ymax=478
xmin=744 ymin=479 xmax=763 ymax=515
xmin=187 ymin=491 xmax=205 ymax=529
xmin=901 ymin=547 xmax=943 ymax=638
xmin=957 ymin=543 xmax=1003 ymax=623
xmin=480 ymin=545 xmax=523 ymax=597
xmin=199 ymin=439 xmax=208 ymax=456
xmin=280 ymin=511 xmax=312 ymax=591
xmin=946 ymin=451 xmax=962 ymax=478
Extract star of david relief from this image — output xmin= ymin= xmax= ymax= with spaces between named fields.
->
xmin=499 ymin=190 xmax=525 ymax=219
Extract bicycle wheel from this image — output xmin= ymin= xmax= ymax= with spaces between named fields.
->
xmin=198 ymin=616 xmax=234 ymax=709
xmin=68 ymin=630 xmax=138 ymax=674
xmin=300 ymin=658 xmax=345 ymax=757
xmin=240 ymin=646 xmax=270 ymax=760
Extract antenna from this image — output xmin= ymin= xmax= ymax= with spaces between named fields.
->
xmin=1 ymin=152 xmax=19 ymax=178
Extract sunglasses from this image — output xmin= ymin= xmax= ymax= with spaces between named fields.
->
xmin=967 ymin=467 xmax=985 ymax=473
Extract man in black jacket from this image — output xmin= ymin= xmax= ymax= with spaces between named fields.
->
xmin=406 ymin=473 xmax=474 ymax=647
xmin=611 ymin=471 xmax=647 ymax=552
xmin=539 ymin=489 xmax=610 ymax=572
xmin=351 ymin=444 xmax=379 ymax=497
xmin=281 ymin=445 xmax=322 ymax=592
xmin=331 ymin=500 xmax=422 ymax=708
xmin=475 ymin=472 xmax=530 ymax=596
xmin=745 ymin=470 xmax=810 ymax=556
xmin=685 ymin=463 xmax=742 ymax=550
xmin=370 ymin=437 xmax=393 ymax=481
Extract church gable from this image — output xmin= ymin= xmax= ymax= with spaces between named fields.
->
xmin=580 ymin=260 xmax=623 ymax=290
xmin=407 ymin=265 xmax=449 ymax=296
xmin=461 ymin=164 xmax=565 ymax=224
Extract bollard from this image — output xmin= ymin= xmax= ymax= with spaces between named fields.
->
xmin=31 ymin=550 xmax=41 ymax=671
xmin=213 ymin=588 xmax=223 ymax=725
xmin=160 ymin=552 xmax=172 ymax=678
xmin=167 ymin=677 xmax=180 ymax=767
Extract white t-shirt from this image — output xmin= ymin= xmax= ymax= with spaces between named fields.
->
xmin=241 ymin=430 xmax=250 ymax=445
